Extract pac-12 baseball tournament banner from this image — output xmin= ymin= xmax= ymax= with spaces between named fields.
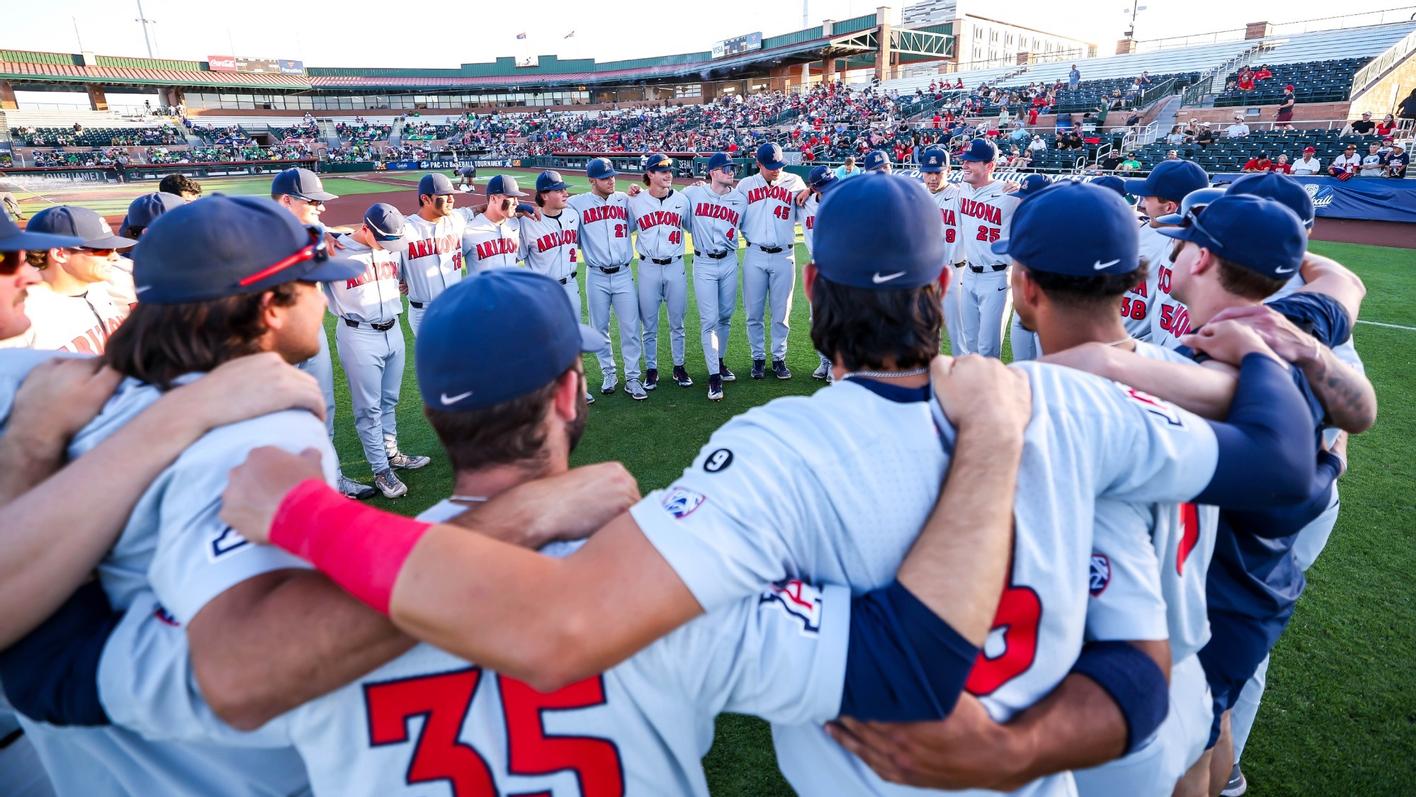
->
xmin=1213 ymin=173 xmax=1416 ymax=224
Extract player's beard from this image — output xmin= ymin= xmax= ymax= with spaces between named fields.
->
xmin=566 ymin=388 xmax=588 ymax=454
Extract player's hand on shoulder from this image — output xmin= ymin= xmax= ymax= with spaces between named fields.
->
xmin=1001 ymin=180 xmax=1021 ymax=193
xmin=448 ymin=461 xmax=640 ymax=547
xmin=930 ymin=355 xmax=1030 ymax=437
xmin=165 ymin=352 xmax=326 ymax=429
xmin=827 ymin=694 xmax=1021 ymax=790
xmin=1179 ymin=319 xmax=1285 ymax=368
xmin=9 ymin=357 xmax=122 ymax=452
xmin=626 ymin=184 xmax=642 ymax=197
xmin=794 ymin=188 xmax=810 ymax=207
xmin=219 ymin=446 xmax=325 ymax=546
xmin=1208 ymin=304 xmax=1321 ymax=366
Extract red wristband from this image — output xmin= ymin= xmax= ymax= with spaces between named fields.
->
xmin=269 ymin=479 xmax=431 ymax=614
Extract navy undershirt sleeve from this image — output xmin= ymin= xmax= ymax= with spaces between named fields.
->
xmin=0 ymin=580 xmax=117 ymax=726
xmin=1069 ymin=640 xmax=1169 ymax=755
xmin=1225 ymin=451 xmax=1343 ymax=539
xmin=840 ymin=580 xmax=981 ymax=721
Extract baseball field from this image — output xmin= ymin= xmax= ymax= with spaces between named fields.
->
xmin=13 ymin=170 xmax=1415 ymax=795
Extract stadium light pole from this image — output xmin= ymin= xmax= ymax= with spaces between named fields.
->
xmin=134 ymin=0 xmax=156 ymax=58
xmin=801 ymin=0 xmax=810 ymax=90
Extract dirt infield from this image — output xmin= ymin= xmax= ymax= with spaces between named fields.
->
xmin=1310 ymin=218 xmax=1416 ymax=249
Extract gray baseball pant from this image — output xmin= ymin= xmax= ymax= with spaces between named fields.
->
xmin=638 ymin=257 xmax=688 ymax=370
xmin=960 ymin=266 xmax=1012 ymax=358
xmin=943 ymin=264 xmax=970 ymax=355
xmin=743 ymin=246 xmax=794 ymax=362
xmin=334 ymin=320 xmax=403 ymax=474
xmin=693 ymin=256 xmax=738 ymax=373
xmin=296 ymin=325 xmax=337 ymax=439
xmin=1010 ymin=314 xmax=1042 ymax=361
xmin=587 ymin=266 xmax=642 ymax=382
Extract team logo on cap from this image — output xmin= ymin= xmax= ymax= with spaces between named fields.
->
xmin=662 ymin=486 xmax=707 ymax=519
xmin=760 ymin=579 xmax=824 ymax=635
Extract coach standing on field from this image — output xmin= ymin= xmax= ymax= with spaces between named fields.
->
xmin=737 ymin=142 xmax=805 ymax=380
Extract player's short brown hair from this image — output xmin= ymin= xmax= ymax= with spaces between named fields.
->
xmin=810 ymin=274 xmax=942 ymax=371
xmin=101 ymin=284 xmax=301 ymax=390
xmin=424 ymin=367 xmax=584 ymax=472
xmin=1215 ymin=256 xmax=1287 ymax=300
xmin=158 ymin=173 xmax=202 ymax=198
xmin=1021 ymin=260 xmax=1150 ymax=308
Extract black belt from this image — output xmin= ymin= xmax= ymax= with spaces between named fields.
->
xmin=595 ymin=266 xmax=623 ymax=275
xmin=696 ymin=250 xmax=729 ymax=259
xmin=756 ymin=245 xmax=785 ymax=254
xmin=409 ymin=301 xmax=425 ymax=308
xmin=345 ymin=317 xmax=397 ymax=331
xmin=969 ymin=263 xmax=1008 ymax=273
xmin=645 ymin=256 xmax=678 ymax=265
xmin=558 ymin=271 xmax=578 ymax=284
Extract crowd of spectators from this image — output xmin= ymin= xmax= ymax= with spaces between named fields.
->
xmin=334 ymin=117 xmax=393 ymax=142
xmin=12 ymin=124 xmax=184 ymax=147
xmin=30 ymin=148 xmax=130 ymax=168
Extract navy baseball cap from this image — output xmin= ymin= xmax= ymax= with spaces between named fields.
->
xmin=1158 ymin=194 xmax=1306 ymax=279
xmin=992 ymin=181 xmax=1139 ymax=276
xmin=706 ymin=152 xmax=736 ymax=173
xmin=271 ymin=168 xmax=337 ymax=202
xmin=1091 ymin=175 xmax=1127 ymax=198
xmin=644 ymin=153 xmax=673 ymax=172
xmin=586 ymin=157 xmax=617 ymax=179
xmin=416 ymin=270 xmax=605 ymax=411
xmin=1155 ymin=187 xmax=1227 ymax=226
xmin=813 ymin=174 xmax=945 ymax=289
xmin=535 ymin=170 xmax=568 ymax=192
xmin=1123 ymin=160 xmax=1208 ymax=202
xmin=486 ymin=175 xmax=526 ymax=197
xmin=121 ymin=192 xmax=186 ymax=235
xmin=863 ymin=149 xmax=891 ymax=172
xmin=755 ymin=142 xmax=786 ymax=170
xmin=958 ymin=139 xmax=997 ymax=163
xmin=1226 ymin=172 xmax=1314 ymax=230
xmin=919 ymin=147 xmax=949 ymax=173
xmin=808 ymin=165 xmax=837 ymax=191
xmin=0 ymin=213 xmax=81 ymax=253
xmin=28 ymin=206 xmax=136 ymax=250
xmin=363 ymin=203 xmax=407 ymax=241
xmin=1015 ymin=174 xmax=1052 ymax=199
xmin=132 ymin=195 xmax=363 ymax=304
xmin=419 ymin=173 xmax=456 ymax=196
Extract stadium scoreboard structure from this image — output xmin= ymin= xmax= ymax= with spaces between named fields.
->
xmin=712 ymin=32 xmax=763 ymax=59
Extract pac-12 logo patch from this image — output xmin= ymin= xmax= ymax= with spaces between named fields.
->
xmin=1120 ymin=384 xmax=1183 ymax=427
xmin=761 ymin=580 xmax=823 ymax=635
xmin=662 ymin=487 xmax=707 ymax=519
xmin=1089 ymin=553 xmax=1112 ymax=596
xmin=703 ymin=448 xmax=734 ymax=473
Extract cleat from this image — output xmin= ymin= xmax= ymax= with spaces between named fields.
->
xmin=387 ymin=451 xmax=431 ymax=470
xmin=645 ymin=368 xmax=658 ymax=391
xmin=626 ymin=379 xmax=648 ymax=400
xmin=773 ymin=359 xmax=792 ymax=379
xmin=601 ymin=374 xmax=618 ymax=395
xmin=673 ymin=365 xmax=693 ymax=387
xmin=751 ymin=359 xmax=766 ymax=380
xmin=812 ymin=360 xmax=831 ymax=380
xmin=337 ymin=475 xmax=376 ymax=500
xmin=585 ymin=390 xmax=595 ymax=405
xmin=373 ymin=470 xmax=408 ymax=499
xmin=707 ymin=374 xmax=724 ymax=401
xmin=719 ymin=360 xmax=736 ymax=382
xmin=1220 ymin=764 xmax=1247 ymax=797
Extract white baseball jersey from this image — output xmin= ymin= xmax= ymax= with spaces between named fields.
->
xmin=0 ymin=282 xmax=125 ymax=353
xmin=737 ymin=172 xmax=806 ymax=250
xmin=957 ymin=181 xmax=1020 ymax=267
xmin=108 ymin=256 xmax=139 ymax=310
xmin=1148 ymin=246 xmax=1193 ymax=349
xmin=628 ymin=189 xmax=690 ymax=260
xmin=801 ymin=193 xmax=825 ymax=256
xmin=682 ymin=184 xmax=745 ymax=257
xmin=1123 ymin=221 xmax=1176 ymax=341
xmin=400 ymin=211 xmax=466 ymax=305
xmin=0 ymin=351 xmax=322 ymax=796
xmin=519 ymin=207 xmax=580 ymax=281
xmin=322 ymin=235 xmax=402 ymax=324
xmin=92 ymin=499 xmax=852 ymax=797
xmin=567 ymin=191 xmax=632 ymax=267
xmin=629 ymin=363 xmax=1223 ymax=797
xmin=929 ymin=183 xmax=964 ymax=265
xmin=459 ymin=210 xmax=523 ymax=273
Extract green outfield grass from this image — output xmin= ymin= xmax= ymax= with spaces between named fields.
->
xmin=11 ymin=174 xmax=411 ymax=218
xmin=309 ymin=233 xmax=1416 ymax=795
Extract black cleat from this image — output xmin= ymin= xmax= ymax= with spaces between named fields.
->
xmin=645 ymin=368 xmax=659 ymax=391
xmin=673 ymin=365 xmax=693 ymax=387
xmin=707 ymin=374 xmax=724 ymax=401
xmin=751 ymin=359 xmax=766 ymax=380
xmin=773 ymin=359 xmax=792 ymax=379
xmin=719 ymin=360 xmax=736 ymax=382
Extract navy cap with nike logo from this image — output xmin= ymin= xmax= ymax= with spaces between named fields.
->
xmin=416 ymin=270 xmax=605 ymax=411
xmin=1225 ymin=172 xmax=1314 ymax=230
xmin=813 ymin=173 xmax=945 ymax=289
xmin=992 ymin=180 xmax=1139 ymax=276
xmin=1158 ymin=194 xmax=1306 ymax=279
xmin=271 ymin=167 xmax=338 ymax=202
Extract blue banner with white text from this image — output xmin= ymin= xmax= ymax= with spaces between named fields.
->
xmin=1215 ymin=174 xmax=1416 ymax=224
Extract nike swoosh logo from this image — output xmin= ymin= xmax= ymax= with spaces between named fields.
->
xmin=1274 ymin=265 xmax=1296 ymax=274
xmin=872 ymin=271 xmax=906 ymax=284
xmin=135 ymin=285 xmax=151 ymax=294
xmin=1094 ymin=259 xmax=1121 ymax=271
xmin=440 ymin=390 xmax=474 ymax=405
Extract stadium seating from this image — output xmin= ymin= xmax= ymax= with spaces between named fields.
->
xmin=1127 ymin=128 xmax=1383 ymax=172
xmin=1216 ymin=58 xmax=1371 ymax=105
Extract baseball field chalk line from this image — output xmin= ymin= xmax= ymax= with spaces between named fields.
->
xmin=1356 ymin=320 xmax=1416 ymax=332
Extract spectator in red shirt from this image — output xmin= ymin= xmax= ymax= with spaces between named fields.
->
xmin=1237 ymin=67 xmax=1256 ymax=92
xmin=1254 ymin=64 xmax=1274 ymax=82
xmin=1242 ymin=152 xmax=1273 ymax=172
xmin=1376 ymin=114 xmax=1397 ymax=137
xmin=1271 ymin=153 xmax=1293 ymax=174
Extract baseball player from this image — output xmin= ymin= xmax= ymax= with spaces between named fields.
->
xmin=455 ymin=163 xmax=477 ymax=192
xmin=1002 ymin=174 xmax=1052 ymax=362
xmin=955 ymin=139 xmax=1021 ymax=358
xmin=1123 ymin=160 xmax=1211 ymax=350
xmin=0 ymin=213 xmax=79 ymax=340
xmin=522 ymin=169 xmax=593 ymax=404
xmin=800 ymin=165 xmax=838 ymax=382
xmin=325 ymin=203 xmax=431 ymax=499
xmin=270 ymin=167 xmax=372 ymax=500
xmin=221 ymin=175 xmax=1329 ymax=797
xmin=568 ymin=157 xmax=646 ymax=400
xmin=110 ymin=192 xmax=186 ymax=310
xmin=862 ymin=148 xmax=892 ymax=173
xmin=0 ymin=206 xmax=133 ymax=353
xmin=737 ymin=142 xmax=805 ymax=379
xmin=400 ymin=173 xmax=466 ymax=337
xmin=682 ymin=152 xmax=745 ymax=401
xmin=918 ymin=145 xmax=968 ymax=355
xmin=459 ymin=175 xmax=526 ymax=274
xmin=630 ymin=153 xmax=692 ymax=390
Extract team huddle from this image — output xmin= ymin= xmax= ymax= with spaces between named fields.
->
xmin=0 ymin=136 xmax=1376 ymax=797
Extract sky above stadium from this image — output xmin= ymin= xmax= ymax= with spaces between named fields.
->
xmin=5 ymin=0 xmax=1405 ymax=68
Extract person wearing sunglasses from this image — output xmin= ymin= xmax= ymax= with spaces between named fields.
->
xmin=0 ymin=206 xmax=135 ymax=354
xmin=0 ymin=212 xmax=82 ymax=341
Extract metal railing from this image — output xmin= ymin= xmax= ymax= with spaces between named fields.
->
xmin=1351 ymin=25 xmax=1416 ymax=99
xmin=1181 ymin=44 xmax=1265 ymax=106
xmin=1133 ymin=6 xmax=1416 ymax=53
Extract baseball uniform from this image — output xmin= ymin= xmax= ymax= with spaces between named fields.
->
xmin=928 ymin=181 xmax=970 ymax=356
xmin=568 ymin=190 xmax=641 ymax=386
xmin=323 ymin=234 xmax=406 ymax=477
xmin=801 ymin=187 xmax=840 ymax=378
xmin=0 ymin=282 xmax=124 ymax=353
xmin=400 ymin=211 xmax=466 ymax=336
xmin=682 ymin=184 xmax=745 ymax=376
xmin=519 ymin=206 xmax=582 ymax=317
xmin=957 ymin=181 xmax=1021 ymax=358
xmin=458 ymin=209 xmax=523 ymax=274
xmin=1142 ymin=221 xmax=1194 ymax=349
xmin=0 ymin=350 xmax=320 ymax=797
xmin=629 ymin=189 xmax=691 ymax=375
xmin=1121 ymin=220 xmax=1173 ymax=341
xmin=107 ymin=255 xmax=138 ymax=311
xmin=295 ymin=328 xmax=337 ymax=443
xmin=736 ymin=170 xmax=806 ymax=365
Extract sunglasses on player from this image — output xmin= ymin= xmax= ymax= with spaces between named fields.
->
xmin=0 ymin=250 xmax=24 ymax=275
xmin=238 ymin=225 xmax=331 ymax=288
xmin=66 ymin=246 xmax=118 ymax=257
